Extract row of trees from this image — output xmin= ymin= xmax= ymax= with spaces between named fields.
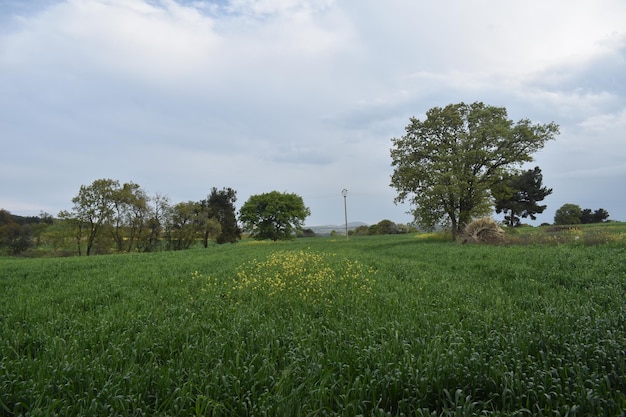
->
xmin=56 ymin=179 xmax=243 ymax=255
xmin=1 ymin=179 xmax=312 ymax=256
xmin=349 ymin=219 xmax=417 ymax=236
xmin=554 ymin=204 xmax=610 ymax=225
xmin=60 ymin=179 xmax=313 ymax=255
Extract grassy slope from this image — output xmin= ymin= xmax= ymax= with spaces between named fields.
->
xmin=1 ymin=235 xmax=625 ymax=416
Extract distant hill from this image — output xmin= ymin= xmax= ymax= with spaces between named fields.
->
xmin=305 ymin=222 xmax=367 ymax=236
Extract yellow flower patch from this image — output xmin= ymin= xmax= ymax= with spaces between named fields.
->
xmin=194 ymin=249 xmax=376 ymax=304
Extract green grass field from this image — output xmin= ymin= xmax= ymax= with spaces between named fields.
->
xmin=1 ymin=233 xmax=625 ymax=416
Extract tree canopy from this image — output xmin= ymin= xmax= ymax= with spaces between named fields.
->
xmin=390 ymin=102 xmax=559 ymax=240
xmin=554 ymin=203 xmax=583 ymax=225
xmin=239 ymin=191 xmax=310 ymax=241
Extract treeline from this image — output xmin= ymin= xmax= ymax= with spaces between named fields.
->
xmin=553 ymin=204 xmax=610 ymax=225
xmin=2 ymin=178 xmax=409 ymax=257
xmin=0 ymin=210 xmax=53 ymax=255
xmin=1 ymin=179 xmax=241 ymax=256
xmin=348 ymin=219 xmax=417 ymax=236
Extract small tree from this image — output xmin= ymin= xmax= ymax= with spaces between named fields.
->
xmin=239 ymin=191 xmax=310 ymax=241
xmin=554 ymin=203 xmax=582 ymax=225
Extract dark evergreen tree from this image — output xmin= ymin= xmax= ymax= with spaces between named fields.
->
xmin=580 ymin=208 xmax=594 ymax=224
xmin=205 ymin=187 xmax=241 ymax=244
xmin=593 ymin=208 xmax=610 ymax=223
xmin=580 ymin=207 xmax=609 ymax=224
xmin=493 ymin=167 xmax=552 ymax=227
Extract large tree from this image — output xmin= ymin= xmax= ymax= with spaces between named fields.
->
xmin=493 ymin=166 xmax=552 ymax=227
xmin=239 ymin=191 xmax=310 ymax=241
xmin=390 ymin=102 xmax=559 ymax=240
xmin=203 ymin=187 xmax=241 ymax=244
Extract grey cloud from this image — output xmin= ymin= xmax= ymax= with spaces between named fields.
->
xmin=2 ymin=0 xmax=626 ymax=225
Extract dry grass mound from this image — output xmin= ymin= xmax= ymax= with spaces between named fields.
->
xmin=464 ymin=217 xmax=505 ymax=244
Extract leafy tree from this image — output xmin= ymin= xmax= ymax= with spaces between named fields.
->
xmin=164 ymin=201 xmax=203 ymax=250
xmin=376 ymin=219 xmax=399 ymax=234
xmin=554 ymin=203 xmax=582 ymax=225
xmin=203 ymin=187 xmax=241 ymax=244
xmin=493 ymin=166 xmax=552 ymax=227
xmin=110 ymin=182 xmax=149 ymax=252
xmin=390 ymin=102 xmax=559 ymax=241
xmin=68 ymin=178 xmax=119 ymax=255
xmin=239 ymin=191 xmax=310 ymax=241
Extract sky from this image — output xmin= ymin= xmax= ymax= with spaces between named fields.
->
xmin=1 ymin=0 xmax=625 ymax=227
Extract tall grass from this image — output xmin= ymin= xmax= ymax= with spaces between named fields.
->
xmin=1 ymin=235 xmax=625 ymax=415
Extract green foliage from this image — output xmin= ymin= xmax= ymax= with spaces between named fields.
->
xmin=239 ymin=191 xmax=311 ymax=241
xmin=351 ymin=220 xmax=414 ymax=236
xmin=390 ymin=102 xmax=559 ymax=241
xmin=493 ymin=166 xmax=552 ymax=227
xmin=581 ymin=207 xmax=610 ymax=224
xmin=164 ymin=201 xmax=204 ymax=250
xmin=1 ymin=235 xmax=625 ymax=415
xmin=0 ymin=210 xmax=54 ymax=255
xmin=555 ymin=204 xmax=610 ymax=226
xmin=0 ymin=209 xmax=31 ymax=255
xmin=554 ymin=203 xmax=583 ymax=225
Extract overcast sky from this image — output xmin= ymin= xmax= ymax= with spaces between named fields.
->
xmin=1 ymin=0 xmax=625 ymax=226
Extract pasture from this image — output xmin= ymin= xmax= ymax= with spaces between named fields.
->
xmin=1 ymin=231 xmax=625 ymax=416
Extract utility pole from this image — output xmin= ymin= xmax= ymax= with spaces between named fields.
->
xmin=342 ymin=189 xmax=348 ymax=239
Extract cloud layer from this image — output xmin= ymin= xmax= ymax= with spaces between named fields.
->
xmin=1 ymin=0 xmax=625 ymax=225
